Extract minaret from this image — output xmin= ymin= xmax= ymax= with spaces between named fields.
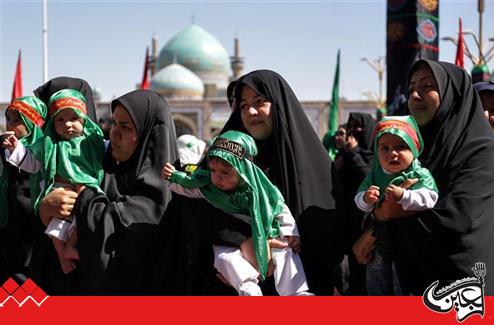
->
xmin=150 ymin=33 xmax=158 ymax=76
xmin=230 ymin=34 xmax=244 ymax=80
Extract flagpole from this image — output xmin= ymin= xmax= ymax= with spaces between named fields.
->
xmin=42 ymin=0 xmax=48 ymax=82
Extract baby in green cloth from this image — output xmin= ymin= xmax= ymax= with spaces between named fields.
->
xmin=354 ymin=115 xmax=438 ymax=295
xmin=163 ymin=130 xmax=312 ymax=296
xmin=1 ymin=96 xmax=47 ymax=230
xmin=3 ymin=89 xmax=105 ymax=274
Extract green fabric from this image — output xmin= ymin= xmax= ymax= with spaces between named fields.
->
xmin=30 ymin=89 xmax=105 ymax=211
xmin=322 ymin=50 xmax=341 ymax=160
xmin=375 ymin=116 xmax=423 ymax=158
xmin=358 ymin=115 xmax=437 ymax=199
xmin=0 ymin=96 xmax=47 ymax=229
xmin=358 ymin=158 xmax=438 ymax=199
xmin=329 ymin=50 xmax=340 ymax=135
xmin=322 ymin=132 xmax=338 ymax=161
xmin=170 ymin=130 xmax=285 ymax=279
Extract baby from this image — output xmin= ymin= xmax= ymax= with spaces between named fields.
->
xmin=3 ymin=89 xmax=104 ymax=273
xmin=354 ymin=115 xmax=438 ymax=295
xmin=163 ymin=130 xmax=312 ymax=296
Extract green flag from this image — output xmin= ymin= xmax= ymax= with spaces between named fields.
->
xmin=329 ymin=49 xmax=340 ymax=134
xmin=323 ymin=50 xmax=340 ymax=160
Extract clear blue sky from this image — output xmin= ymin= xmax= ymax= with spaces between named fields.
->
xmin=1 ymin=0 xmax=493 ymax=102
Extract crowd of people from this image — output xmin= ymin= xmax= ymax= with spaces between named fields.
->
xmin=0 ymin=62 xmax=493 ymax=296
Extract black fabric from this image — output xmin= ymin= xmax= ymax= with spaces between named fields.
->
xmin=227 ymin=80 xmax=238 ymax=107
xmin=347 ymin=113 xmax=375 ymax=152
xmin=386 ymin=1 xmax=439 ymax=115
xmin=341 ymin=113 xmax=375 ymax=250
xmin=0 ymin=151 xmax=43 ymax=285
xmin=72 ymin=90 xmax=178 ymax=295
xmin=33 ymin=76 xmax=97 ymax=122
xmin=218 ymin=69 xmax=344 ymax=295
xmin=162 ymin=195 xmax=247 ymax=295
xmin=390 ymin=60 xmax=494 ymax=295
xmin=340 ymin=113 xmax=375 ymax=295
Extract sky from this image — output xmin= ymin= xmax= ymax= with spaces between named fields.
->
xmin=1 ymin=0 xmax=493 ymax=103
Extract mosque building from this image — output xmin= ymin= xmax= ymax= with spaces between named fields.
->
xmin=136 ymin=23 xmax=376 ymax=139
xmin=0 ymin=24 xmax=376 ymax=138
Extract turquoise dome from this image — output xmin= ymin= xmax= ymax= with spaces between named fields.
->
xmin=157 ymin=24 xmax=230 ymax=89
xmin=151 ymin=63 xmax=204 ymax=99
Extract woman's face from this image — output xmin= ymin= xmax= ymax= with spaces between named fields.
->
xmin=408 ymin=65 xmax=441 ymax=126
xmin=334 ymin=127 xmax=346 ymax=149
xmin=346 ymin=118 xmax=363 ymax=142
xmin=5 ymin=109 xmax=29 ymax=139
xmin=110 ymin=105 xmax=138 ymax=162
xmin=240 ymin=85 xmax=273 ymax=140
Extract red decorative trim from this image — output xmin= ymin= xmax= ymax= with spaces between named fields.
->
xmin=374 ymin=120 xmax=420 ymax=151
xmin=49 ymin=98 xmax=86 ymax=116
xmin=8 ymin=100 xmax=45 ymax=127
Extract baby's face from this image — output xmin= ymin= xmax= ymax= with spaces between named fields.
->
xmin=377 ymin=133 xmax=414 ymax=174
xmin=208 ymin=158 xmax=241 ymax=192
xmin=5 ymin=109 xmax=28 ymax=139
xmin=53 ymin=108 xmax=84 ymax=140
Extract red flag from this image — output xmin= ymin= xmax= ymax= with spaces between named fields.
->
xmin=140 ymin=47 xmax=150 ymax=90
xmin=11 ymin=50 xmax=23 ymax=100
xmin=455 ymin=18 xmax=464 ymax=68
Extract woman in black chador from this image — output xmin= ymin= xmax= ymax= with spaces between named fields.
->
xmin=375 ymin=60 xmax=494 ymax=295
xmin=340 ymin=113 xmax=375 ymax=295
xmin=34 ymin=76 xmax=98 ymax=122
xmin=39 ymin=90 xmax=178 ymax=294
xmin=2 ymin=77 xmax=98 ymax=294
xmin=178 ymin=70 xmax=344 ymax=295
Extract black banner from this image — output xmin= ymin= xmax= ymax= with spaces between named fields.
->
xmin=386 ymin=0 xmax=439 ymax=115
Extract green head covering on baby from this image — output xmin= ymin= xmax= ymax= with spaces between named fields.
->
xmin=372 ymin=115 xmax=423 ymax=159
xmin=171 ymin=130 xmax=285 ymax=279
xmin=30 ymin=89 xmax=105 ymax=211
xmin=0 ymin=97 xmax=47 ymax=228
xmin=8 ymin=96 xmax=47 ymax=146
xmin=358 ymin=115 xmax=437 ymax=196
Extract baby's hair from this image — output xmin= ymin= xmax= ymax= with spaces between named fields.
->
xmin=208 ymin=156 xmax=233 ymax=168
xmin=207 ymin=155 xmax=244 ymax=187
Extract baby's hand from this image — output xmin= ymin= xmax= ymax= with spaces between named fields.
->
xmin=2 ymin=134 xmax=19 ymax=151
xmin=364 ymin=185 xmax=380 ymax=204
xmin=162 ymin=162 xmax=175 ymax=180
xmin=385 ymin=184 xmax=404 ymax=203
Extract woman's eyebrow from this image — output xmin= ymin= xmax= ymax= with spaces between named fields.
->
xmin=113 ymin=119 xmax=131 ymax=126
xmin=240 ymin=95 xmax=263 ymax=103
xmin=410 ymin=76 xmax=433 ymax=86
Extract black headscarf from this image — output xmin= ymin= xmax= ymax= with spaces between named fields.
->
xmin=221 ymin=70 xmax=344 ymax=295
xmin=347 ymin=113 xmax=375 ymax=152
xmin=73 ymin=90 xmax=178 ymax=294
xmin=226 ymin=80 xmax=238 ymax=107
xmin=391 ymin=60 xmax=494 ymax=295
xmin=339 ymin=113 xmax=375 ymax=295
xmin=223 ymin=70 xmax=337 ymax=217
xmin=33 ymin=76 xmax=97 ymax=122
xmin=340 ymin=113 xmax=375 ymax=233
